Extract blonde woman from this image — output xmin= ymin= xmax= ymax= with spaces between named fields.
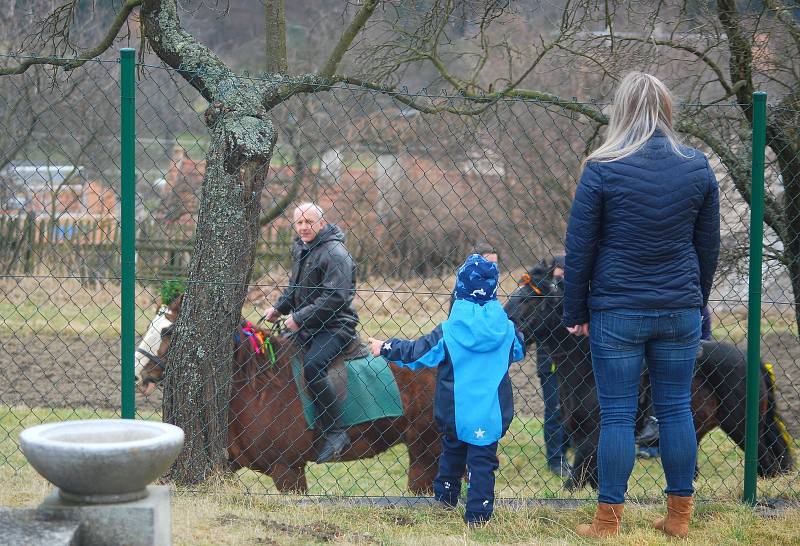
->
xmin=563 ymin=72 xmax=720 ymax=538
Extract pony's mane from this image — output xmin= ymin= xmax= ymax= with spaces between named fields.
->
xmin=233 ymin=323 xmax=293 ymax=382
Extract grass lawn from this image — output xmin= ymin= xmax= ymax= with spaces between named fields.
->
xmin=2 ymin=464 xmax=799 ymax=545
xmin=2 ymin=406 xmax=798 ymax=502
xmin=2 ymin=407 xmax=800 ymax=544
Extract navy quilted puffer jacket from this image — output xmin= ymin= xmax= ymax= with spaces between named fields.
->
xmin=563 ymin=132 xmax=720 ymax=327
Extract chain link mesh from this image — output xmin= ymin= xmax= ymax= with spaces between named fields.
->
xmin=1 ymin=56 xmax=798 ymax=502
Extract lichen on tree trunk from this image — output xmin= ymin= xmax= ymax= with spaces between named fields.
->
xmin=163 ymin=110 xmax=276 ymax=483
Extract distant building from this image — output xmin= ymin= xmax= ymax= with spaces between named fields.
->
xmin=0 ymin=162 xmax=116 ymax=218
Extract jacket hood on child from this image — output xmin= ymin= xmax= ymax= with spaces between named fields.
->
xmin=445 ymin=299 xmax=512 ymax=353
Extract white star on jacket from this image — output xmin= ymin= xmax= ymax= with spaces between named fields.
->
xmin=474 ymin=428 xmax=485 ymax=439
xmin=382 ymin=341 xmax=392 ymax=352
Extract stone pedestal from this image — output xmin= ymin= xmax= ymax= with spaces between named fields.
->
xmin=37 ymin=485 xmax=172 ymax=546
xmin=0 ymin=508 xmax=81 ymax=546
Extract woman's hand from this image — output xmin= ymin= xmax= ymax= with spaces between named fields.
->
xmin=367 ymin=337 xmax=385 ymax=357
xmin=567 ymin=323 xmax=590 ymax=337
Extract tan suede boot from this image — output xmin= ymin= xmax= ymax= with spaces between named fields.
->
xmin=575 ymin=503 xmax=624 ymax=538
xmin=653 ymin=495 xmax=693 ymax=538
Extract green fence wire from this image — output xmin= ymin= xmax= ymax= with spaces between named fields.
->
xmin=0 ymin=53 xmax=798 ymax=504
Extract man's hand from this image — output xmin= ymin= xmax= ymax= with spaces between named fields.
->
xmin=285 ymin=314 xmax=300 ymax=331
xmin=263 ymin=307 xmax=281 ymax=323
xmin=567 ymin=323 xmax=590 ymax=337
xmin=368 ymin=337 xmax=385 ymax=357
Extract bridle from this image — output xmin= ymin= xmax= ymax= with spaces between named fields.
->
xmin=136 ymin=347 xmax=165 ymax=372
xmin=517 ymin=273 xmax=544 ymax=296
xmin=141 ymin=318 xmax=280 ymax=380
xmin=137 ymin=313 xmax=176 ymax=375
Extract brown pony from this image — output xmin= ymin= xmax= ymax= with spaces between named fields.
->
xmin=136 ymin=298 xmax=440 ymax=493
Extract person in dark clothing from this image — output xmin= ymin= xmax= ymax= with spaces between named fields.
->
xmin=264 ymin=202 xmax=360 ymax=463
xmin=537 ymin=254 xmax=569 ymax=477
xmin=369 ymin=254 xmax=525 ymax=525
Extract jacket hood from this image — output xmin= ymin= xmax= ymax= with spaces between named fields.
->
xmin=444 ymin=299 xmax=514 ymax=353
xmin=296 ymin=223 xmax=346 ymax=250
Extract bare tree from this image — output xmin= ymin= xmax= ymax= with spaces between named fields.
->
xmin=11 ymin=0 xmax=762 ymax=481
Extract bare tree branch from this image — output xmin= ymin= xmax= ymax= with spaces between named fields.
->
xmin=764 ymin=0 xmax=800 ymax=53
xmin=264 ymin=0 xmax=287 ymax=74
xmin=0 ymin=0 xmax=143 ymax=76
xmin=319 ymin=0 xmax=379 ymax=78
xmin=678 ymin=117 xmax=786 ymax=240
xmin=716 ymin=0 xmax=755 ymax=110
xmin=602 ymin=35 xmax=735 ymax=96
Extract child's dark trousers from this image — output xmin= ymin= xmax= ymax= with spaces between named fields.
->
xmin=433 ymin=434 xmax=499 ymax=524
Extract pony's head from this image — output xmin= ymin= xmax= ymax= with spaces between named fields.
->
xmin=504 ymin=261 xmax=564 ymax=349
xmin=135 ymin=294 xmax=182 ymax=396
xmin=135 ymin=293 xmax=291 ymax=395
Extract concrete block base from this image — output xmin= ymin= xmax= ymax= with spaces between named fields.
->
xmin=38 ymin=484 xmax=172 ymax=546
xmin=0 ymin=508 xmax=81 ymax=546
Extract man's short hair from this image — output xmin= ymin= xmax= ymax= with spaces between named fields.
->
xmin=295 ymin=202 xmax=324 ymax=220
xmin=474 ymin=241 xmax=498 ymax=257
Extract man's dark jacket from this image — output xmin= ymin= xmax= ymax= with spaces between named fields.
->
xmin=275 ymin=223 xmax=359 ymax=342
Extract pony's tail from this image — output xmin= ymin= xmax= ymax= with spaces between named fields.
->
xmin=757 ymin=362 xmax=794 ymax=477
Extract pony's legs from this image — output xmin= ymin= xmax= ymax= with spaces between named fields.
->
xmin=406 ymin=433 xmax=440 ymax=495
xmin=270 ymin=462 xmax=308 ymax=493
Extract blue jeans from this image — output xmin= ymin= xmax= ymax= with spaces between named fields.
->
xmin=590 ymin=308 xmax=700 ymax=504
xmin=539 ymin=371 xmax=567 ymax=468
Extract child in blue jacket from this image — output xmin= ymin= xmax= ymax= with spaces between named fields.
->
xmin=369 ymin=254 xmax=525 ymax=525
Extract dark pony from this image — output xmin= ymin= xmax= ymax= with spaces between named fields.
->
xmin=504 ymin=264 xmax=793 ymax=489
xmin=138 ymin=306 xmax=440 ymax=493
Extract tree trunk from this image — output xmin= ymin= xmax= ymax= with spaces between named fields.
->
xmin=164 ymin=112 xmax=276 ymax=483
xmin=773 ymin=135 xmax=800 ymax=332
xmin=141 ymin=0 xmax=277 ymax=484
xmin=264 ymin=0 xmax=287 ymax=75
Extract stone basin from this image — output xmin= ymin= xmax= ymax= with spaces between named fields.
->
xmin=19 ymin=419 xmax=184 ymax=504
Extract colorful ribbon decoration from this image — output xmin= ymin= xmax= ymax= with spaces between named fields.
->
xmin=242 ymin=321 xmax=276 ymax=366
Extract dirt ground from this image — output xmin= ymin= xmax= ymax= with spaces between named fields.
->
xmin=0 ymin=333 xmax=161 ymax=414
xmin=0 ymin=331 xmax=545 ymax=418
xmin=1 ymin=331 xmax=799 ymax=439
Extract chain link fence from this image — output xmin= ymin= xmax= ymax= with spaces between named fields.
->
xmin=1 ymin=54 xmax=799 ymax=503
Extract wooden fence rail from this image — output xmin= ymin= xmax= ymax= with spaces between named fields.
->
xmin=0 ymin=215 xmax=291 ymax=281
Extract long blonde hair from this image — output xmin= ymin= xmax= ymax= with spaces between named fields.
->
xmin=585 ymin=72 xmax=688 ymax=166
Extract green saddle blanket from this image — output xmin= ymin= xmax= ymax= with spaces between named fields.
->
xmin=291 ymin=354 xmax=404 ymax=429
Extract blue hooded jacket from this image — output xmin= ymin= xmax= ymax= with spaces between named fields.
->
xmin=380 ymin=299 xmax=525 ymax=445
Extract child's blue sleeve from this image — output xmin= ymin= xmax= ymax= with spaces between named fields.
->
xmin=512 ymin=329 xmax=526 ymax=363
xmin=380 ymin=325 xmax=445 ymax=370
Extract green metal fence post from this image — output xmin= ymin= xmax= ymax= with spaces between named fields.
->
xmin=120 ymin=48 xmax=136 ymax=419
xmin=743 ymin=91 xmax=767 ymax=504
